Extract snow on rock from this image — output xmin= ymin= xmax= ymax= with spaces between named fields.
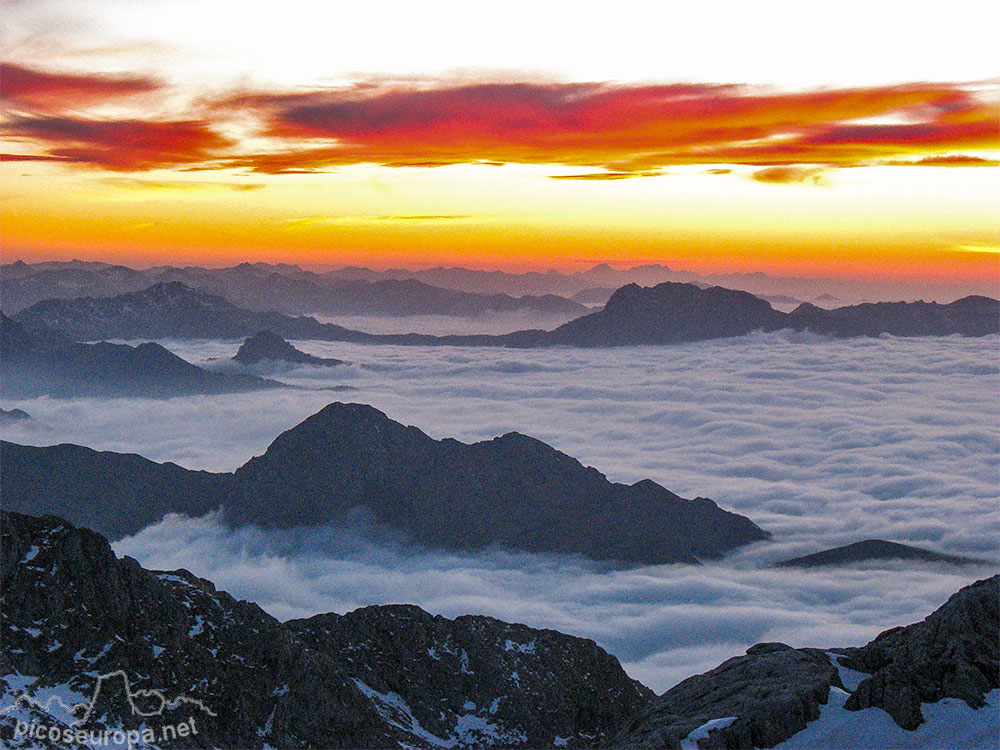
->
xmin=680 ymin=716 xmax=737 ymax=749
xmin=774 ymin=688 xmax=1000 ymax=750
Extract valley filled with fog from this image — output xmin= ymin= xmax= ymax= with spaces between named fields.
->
xmin=3 ymin=331 xmax=997 ymax=691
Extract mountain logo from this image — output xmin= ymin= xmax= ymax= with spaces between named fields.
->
xmin=1 ymin=669 xmax=216 ymax=725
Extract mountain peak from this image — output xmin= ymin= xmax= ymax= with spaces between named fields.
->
xmin=227 ymin=402 xmax=769 ymax=563
xmin=232 ymin=330 xmax=345 ymax=367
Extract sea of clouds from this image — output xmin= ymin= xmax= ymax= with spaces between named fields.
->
xmin=4 ymin=332 xmax=998 ymax=690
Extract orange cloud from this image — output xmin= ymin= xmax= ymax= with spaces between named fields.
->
xmin=750 ymin=166 xmax=830 ymax=185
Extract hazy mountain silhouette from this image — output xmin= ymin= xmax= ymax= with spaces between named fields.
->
xmin=15 ymin=281 xmax=999 ymax=348
xmin=2 ymin=260 xmax=586 ymax=319
xmin=0 ymin=313 xmax=279 ymax=398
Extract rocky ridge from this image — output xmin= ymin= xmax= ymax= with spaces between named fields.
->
xmin=774 ymin=539 xmax=988 ymax=568
xmin=0 ymin=511 xmax=649 ymax=749
xmin=615 ymin=576 xmax=999 ymax=748
xmin=2 ymin=512 xmax=997 ymax=749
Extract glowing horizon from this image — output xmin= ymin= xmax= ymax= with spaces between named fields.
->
xmin=2 ymin=1 xmax=998 ymax=291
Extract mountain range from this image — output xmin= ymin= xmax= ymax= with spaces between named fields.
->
xmin=0 ymin=260 xmax=586 ymax=320
xmin=5 ymin=259 xmax=995 ymax=313
xmin=14 ymin=280 xmax=999 ymax=348
xmin=0 ymin=402 xmax=769 ymax=564
xmin=0 ymin=313 xmax=279 ymax=399
xmin=2 ymin=511 xmax=996 ymax=749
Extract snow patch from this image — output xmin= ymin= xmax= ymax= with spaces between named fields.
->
xmin=504 ymin=639 xmax=536 ymax=654
xmin=680 ymin=716 xmax=737 ymax=749
xmin=352 ymin=679 xmax=452 ymax=748
xmin=773 ymin=687 xmax=1000 ymax=749
xmin=825 ymin=651 xmax=868 ymax=692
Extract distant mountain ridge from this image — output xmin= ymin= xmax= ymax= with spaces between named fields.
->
xmin=0 ymin=402 xmax=770 ymax=564
xmin=5 ymin=259 xmax=995 ymax=313
xmin=15 ymin=280 xmax=999 ymax=348
xmin=1 ymin=260 xmax=587 ymax=319
xmin=0 ymin=313 xmax=279 ymax=398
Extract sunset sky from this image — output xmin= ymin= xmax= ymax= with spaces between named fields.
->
xmin=2 ymin=0 xmax=998 ymax=287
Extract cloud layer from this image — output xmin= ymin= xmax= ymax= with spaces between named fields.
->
xmin=114 ymin=512 xmax=994 ymax=693
xmin=5 ymin=333 xmax=997 ymax=691
xmin=6 ymin=333 xmax=998 ymax=558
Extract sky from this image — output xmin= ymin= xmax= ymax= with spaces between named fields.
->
xmin=2 ymin=1 xmax=998 ymax=285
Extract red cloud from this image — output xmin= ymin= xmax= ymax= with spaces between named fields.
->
xmin=3 ymin=64 xmax=997 ymax=174
xmin=222 ymin=80 xmax=999 ymax=173
xmin=1 ymin=62 xmax=160 ymax=112
xmin=3 ymin=116 xmax=230 ymax=171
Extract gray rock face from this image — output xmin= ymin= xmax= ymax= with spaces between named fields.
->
xmin=0 ymin=511 xmax=650 ymax=749
xmin=233 ymin=330 xmax=345 ymax=366
xmin=288 ymin=607 xmax=652 ymax=748
xmin=774 ymin=539 xmax=988 ymax=568
xmin=839 ymin=575 xmax=999 ymax=730
xmin=614 ymin=643 xmax=841 ymax=749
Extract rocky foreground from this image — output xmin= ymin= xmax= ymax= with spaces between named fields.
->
xmin=2 ymin=511 xmax=998 ymax=749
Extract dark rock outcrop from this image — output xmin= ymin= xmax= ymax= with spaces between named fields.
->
xmin=774 ymin=539 xmax=989 ymax=568
xmin=1 ymin=403 xmax=769 ymax=564
xmin=788 ymin=295 xmax=1000 ymax=338
xmin=0 ymin=313 xmax=279 ymax=398
xmin=613 ymin=576 xmax=1000 ymax=748
xmin=0 ymin=511 xmax=650 ymax=749
xmin=838 ymin=575 xmax=999 ymax=730
xmin=232 ymin=330 xmax=345 ymax=367
xmin=614 ymin=643 xmax=842 ymax=749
